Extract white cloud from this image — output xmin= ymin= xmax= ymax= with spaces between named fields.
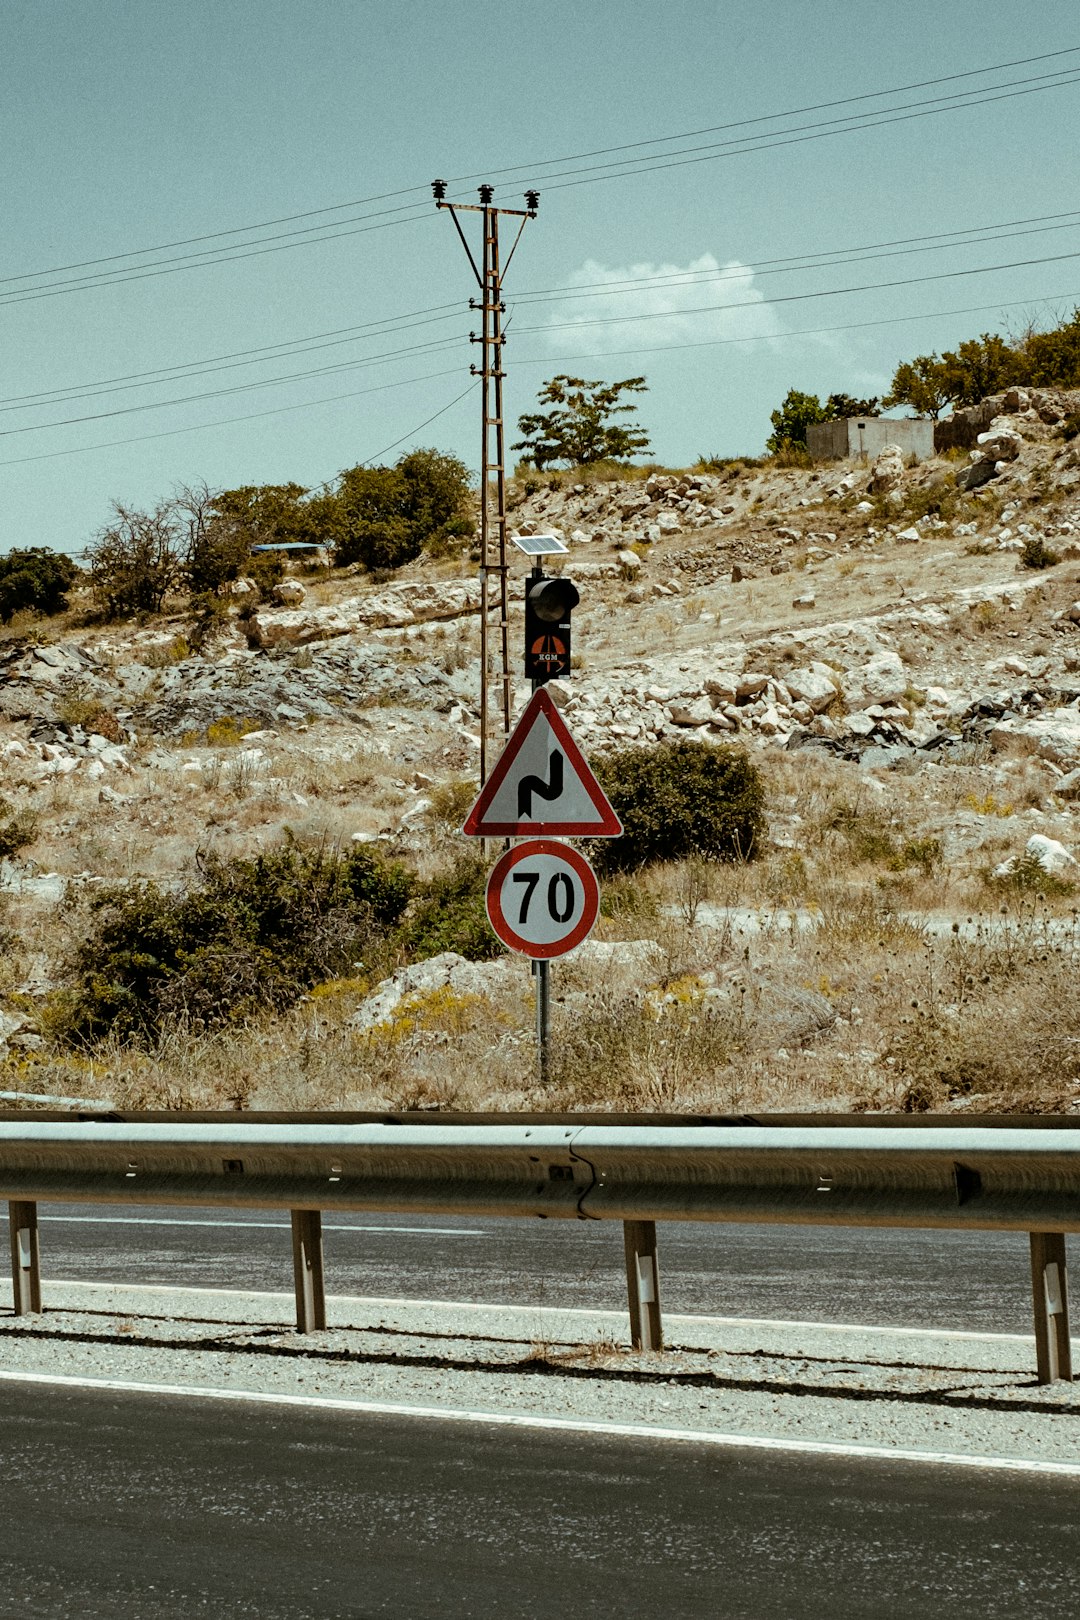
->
xmin=532 ymin=253 xmax=784 ymax=357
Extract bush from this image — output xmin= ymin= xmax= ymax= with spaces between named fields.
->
xmin=398 ymin=852 xmax=504 ymax=961
xmin=590 ymin=739 xmax=766 ymax=874
xmin=1020 ymin=535 xmax=1061 ymax=570
xmin=0 ymin=548 xmax=78 ymax=624
xmin=0 ymin=799 xmax=38 ymax=860
xmin=58 ymin=842 xmax=414 ymax=1045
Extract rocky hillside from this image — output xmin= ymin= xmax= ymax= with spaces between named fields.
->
xmin=4 ymin=385 xmax=1080 ymax=1114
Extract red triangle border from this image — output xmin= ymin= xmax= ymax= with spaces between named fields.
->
xmin=462 ymin=688 xmax=622 ymax=838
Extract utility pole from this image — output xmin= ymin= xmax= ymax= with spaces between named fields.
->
xmin=432 ymin=180 xmax=539 ymax=786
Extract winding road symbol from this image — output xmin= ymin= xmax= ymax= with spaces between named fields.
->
xmin=517 ymin=749 xmax=564 ymax=818
xmin=462 ymin=688 xmax=622 ymax=839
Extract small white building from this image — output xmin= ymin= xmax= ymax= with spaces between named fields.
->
xmin=806 ymin=417 xmax=935 ymax=462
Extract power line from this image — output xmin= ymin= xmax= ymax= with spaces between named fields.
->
xmin=517 ymin=245 xmax=1080 ymax=338
xmin=1 ymin=59 xmax=1077 ymax=310
xmin=4 ymin=241 xmax=1078 ymax=442
xmin=2 ymin=287 xmax=1075 ymax=472
xmin=0 ymin=305 xmax=465 ymax=413
xmin=356 ymin=381 xmax=480 ymax=467
xmin=0 ymin=333 xmax=470 ymax=438
xmin=512 ymin=219 xmax=1080 ymax=313
xmin=535 ymin=73 xmax=1080 ymax=195
xmin=5 ymin=208 xmax=1079 ymax=418
xmin=5 ymin=44 xmax=1076 ymax=289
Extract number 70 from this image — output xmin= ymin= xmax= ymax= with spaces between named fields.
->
xmin=512 ymin=869 xmax=575 ymax=924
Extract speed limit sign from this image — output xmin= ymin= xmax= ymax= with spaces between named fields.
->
xmin=486 ymin=839 xmax=600 ymax=959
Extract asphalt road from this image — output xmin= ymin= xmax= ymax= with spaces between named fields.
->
xmin=0 ymin=1381 xmax=1076 ymax=1620
xmin=8 ymin=1201 xmax=1044 ymax=1333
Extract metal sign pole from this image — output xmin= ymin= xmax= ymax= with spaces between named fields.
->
xmin=531 ymin=667 xmax=550 ymax=1087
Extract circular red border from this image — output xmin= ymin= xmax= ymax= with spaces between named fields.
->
xmin=486 ymin=839 xmax=600 ymax=959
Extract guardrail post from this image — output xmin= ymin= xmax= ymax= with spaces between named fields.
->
xmin=1030 ymin=1232 xmax=1072 ymax=1384
xmin=8 ymin=1200 xmax=41 ymax=1316
xmin=623 ymin=1219 xmax=662 ymax=1352
xmin=291 ymin=1209 xmax=326 ymax=1333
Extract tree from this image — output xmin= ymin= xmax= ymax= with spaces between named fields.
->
xmin=765 ymin=389 xmax=827 ymax=453
xmin=823 ymin=393 xmax=881 ymax=420
xmin=87 ymin=500 xmax=186 ymax=618
xmin=335 ymin=448 xmax=472 ymax=570
xmin=512 ymin=375 xmax=651 ymax=469
xmin=940 ymin=334 xmax=1020 ymax=406
xmin=395 ymin=448 xmax=472 ymax=555
xmin=0 ymin=548 xmax=78 ymax=623
xmin=883 ymin=355 xmax=958 ymax=419
xmin=336 ymin=465 xmax=412 ymax=570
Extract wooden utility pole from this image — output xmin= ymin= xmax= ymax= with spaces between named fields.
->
xmin=432 ymin=181 xmax=539 ymax=785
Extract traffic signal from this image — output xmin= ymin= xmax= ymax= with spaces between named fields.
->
xmin=524 ymin=573 xmax=579 ymax=684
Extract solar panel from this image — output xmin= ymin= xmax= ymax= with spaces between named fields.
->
xmin=510 ymin=533 xmax=569 ymax=556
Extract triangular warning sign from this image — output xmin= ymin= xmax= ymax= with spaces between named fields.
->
xmin=463 ymin=689 xmax=622 ymax=838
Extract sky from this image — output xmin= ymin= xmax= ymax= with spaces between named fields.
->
xmin=2 ymin=0 xmax=1079 ymax=557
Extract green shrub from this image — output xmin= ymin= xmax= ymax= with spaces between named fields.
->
xmin=58 ymin=842 xmax=414 ymax=1045
xmin=984 ymin=852 xmax=1075 ymax=898
xmin=0 ymin=799 xmax=38 ymax=860
xmin=398 ymin=852 xmax=504 ymax=961
xmin=590 ymin=739 xmax=766 ymax=874
xmin=0 ymin=548 xmax=78 ymax=624
xmin=1020 ymin=535 xmax=1061 ymax=570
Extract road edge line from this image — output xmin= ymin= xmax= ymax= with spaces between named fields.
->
xmin=0 ymin=1366 xmax=1076 ymax=1477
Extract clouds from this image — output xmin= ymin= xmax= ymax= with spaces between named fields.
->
xmin=530 ymin=253 xmax=784 ymax=357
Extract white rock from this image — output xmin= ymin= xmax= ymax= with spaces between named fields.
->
xmin=1025 ymin=834 xmax=1077 ymax=873
xmin=350 ymin=952 xmax=517 ymax=1033
xmin=991 ymin=712 xmax=1080 ymax=767
xmin=896 ymin=527 xmax=921 ymax=545
xmin=843 ymin=650 xmax=906 ymax=709
xmin=669 ymin=697 xmax=716 ymax=727
xmin=272 ymin=579 xmax=306 ymax=607
xmin=785 ymin=667 xmax=838 ymax=713
xmin=870 ymin=445 xmax=906 ymax=492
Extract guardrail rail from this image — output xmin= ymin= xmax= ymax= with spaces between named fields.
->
xmin=2 ymin=1110 xmax=1076 ymax=1383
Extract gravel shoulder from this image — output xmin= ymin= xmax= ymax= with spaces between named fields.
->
xmin=4 ymin=1281 xmax=1078 ymax=1468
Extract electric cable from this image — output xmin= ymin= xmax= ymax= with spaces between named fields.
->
xmin=5 ymin=209 xmax=1079 ymax=417
xmin=2 ymin=287 xmax=1075 ymax=471
xmin=5 ymin=43 xmax=1076 ymax=289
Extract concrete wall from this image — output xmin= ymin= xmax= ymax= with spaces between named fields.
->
xmin=806 ymin=417 xmax=935 ymax=462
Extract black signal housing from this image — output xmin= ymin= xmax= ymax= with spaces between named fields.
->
xmin=524 ymin=573 xmax=579 ymax=684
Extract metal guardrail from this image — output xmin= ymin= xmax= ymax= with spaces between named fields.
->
xmin=2 ymin=1116 xmax=1077 ymax=1383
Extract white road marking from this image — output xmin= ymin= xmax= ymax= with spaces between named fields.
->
xmin=0 ymin=1366 xmax=1075 ymax=1477
xmin=36 ymin=1280 xmax=1047 ymax=1345
xmin=36 ymin=1215 xmax=486 ymax=1238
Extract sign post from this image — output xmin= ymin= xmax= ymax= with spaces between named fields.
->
xmin=463 ymin=690 xmax=621 ymax=1086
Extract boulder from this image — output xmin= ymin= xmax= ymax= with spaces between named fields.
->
xmin=669 ymin=696 xmax=716 ymax=727
xmin=243 ymin=605 xmax=362 ymax=649
xmin=785 ymin=666 xmax=838 ymax=713
xmin=994 ymin=834 xmax=1078 ymax=879
xmin=869 ymin=445 xmax=906 ymax=492
xmin=843 ymin=650 xmax=906 ymax=709
xmin=271 ymin=579 xmax=306 ymax=607
xmin=975 ymin=421 xmax=1023 ymax=463
xmin=991 ymin=711 xmax=1080 ymax=768
xmin=349 ymin=952 xmax=516 ymax=1033
xmin=955 ymin=458 xmax=999 ymax=491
